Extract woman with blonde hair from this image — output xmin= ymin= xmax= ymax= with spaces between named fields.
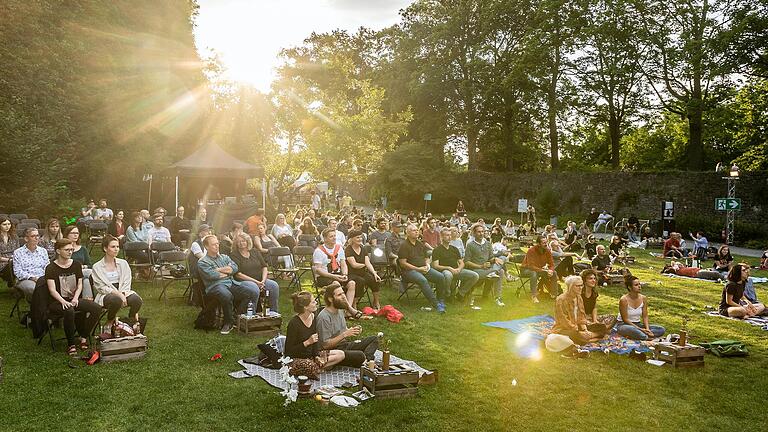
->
xmin=553 ymin=275 xmax=606 ymax=345
xmin=40 ymin=218 xmax=63 ymax=257
xmin=272 ymin=213 xmax=296 ymax=249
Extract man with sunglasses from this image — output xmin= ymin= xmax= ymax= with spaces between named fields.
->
xmin=13 ymin=227 xmax=50 ymax=301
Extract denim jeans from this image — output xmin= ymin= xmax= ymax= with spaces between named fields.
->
xmin=206 ymin=281 xmax=261 ymax=325
xmin=441 ymin=269 xmax=480 ymax=296
xmin=402 ymin=268 xmax=447 ymax=304
xmin=254 ymin=279 xmax=280 ymax=311
xmin=519 ymin=268 xmax=558 ymax=297
xmin=616 ymin=322 xmax=665 ymax=341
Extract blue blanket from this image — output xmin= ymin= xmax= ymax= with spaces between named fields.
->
xmin=483 ymin=315 xmax=651 ymax=354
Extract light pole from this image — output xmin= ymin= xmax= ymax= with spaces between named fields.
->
xmin=724 ymin=165 xmax=739 ymax=245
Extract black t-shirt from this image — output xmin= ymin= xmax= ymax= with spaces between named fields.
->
xmin=609 ymin=242 xmax=622 ymax=255
xmin=585 ymin=242 xmax=598 ymax=259
xmin=398 ymin=238 xmax=428 ymax=268
xmin=44 ymin=260 xmax=83 ymax=301
xmin=231 ymin=249 xmax=268 ymax=281
xmin=582 ymin=288 xmax=598 ymax=315
xmin=586 ymin=211 xmax=599 ymax=225
xmin=284 ymin=313 xmax=318 ymax=359
xmin=720 ymin=282 xmax=745 ymax=313
xmin=344 ymin=244 xmax=370 ymax=276
xmin=432 ymin=244 xmax=461 ymax=269
xmin=592 ymin=255 xmax=612 ymax=271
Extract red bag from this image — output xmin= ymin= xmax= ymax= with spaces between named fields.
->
xmin=377 ymin=305 xmax=404 ymax=323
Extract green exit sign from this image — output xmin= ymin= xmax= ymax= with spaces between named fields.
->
xmin=715 ymin=198 xmax=741 ymax=211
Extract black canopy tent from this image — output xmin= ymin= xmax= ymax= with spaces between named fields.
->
xmin=158 ymin=143 xmax=265 ymax=211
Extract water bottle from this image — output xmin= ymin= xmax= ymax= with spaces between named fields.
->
xmin=264 ymin=290 xmax=270 ymax=316
xmin=246 ymin=300 xmax=254 ymax=318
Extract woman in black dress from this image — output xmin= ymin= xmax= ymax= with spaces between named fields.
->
xmin=284 ymin=291 xmax=345 ymax=368
xmin=345 ymin=230 xmax=382 ymax=310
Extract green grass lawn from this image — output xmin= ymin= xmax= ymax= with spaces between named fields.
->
xmin=1 ymin=247 xmax=766 ymax=432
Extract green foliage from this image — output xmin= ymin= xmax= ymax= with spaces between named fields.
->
xmin=534 ymin=185 xmax=559 ymax=216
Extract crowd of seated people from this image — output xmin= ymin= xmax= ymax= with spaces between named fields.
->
xmin=4 ymin=196 xmax=766 ymax=357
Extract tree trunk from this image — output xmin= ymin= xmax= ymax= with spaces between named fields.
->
xmin=547 ymin=84 xmax=559 ymax=171
xmin=686 ymin=101 xmax=704 ymax=170
xmin=608 ymin=113 xmax=621 ymax=169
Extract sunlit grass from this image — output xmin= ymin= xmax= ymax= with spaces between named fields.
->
xmin=0 ymin=246 xmax=765 ymax=431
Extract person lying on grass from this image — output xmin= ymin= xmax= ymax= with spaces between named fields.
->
xmin=284 ymin=290 xmax=345 ymax=370
xmin=553 ymin=275 xmax=606 ymax=345
xmin=661 ymin=262 xmax=726 ymax=281
xmin=579 ymin=269 xmax=616 ymax=332
xmin=316 ymin=283 xmax=377 ymax=367
xmin=616 ymin=275 xmax=666 ymax=341
xmin=719 ymin=263 xmax=766 ymax=319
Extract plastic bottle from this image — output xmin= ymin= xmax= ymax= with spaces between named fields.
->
xmin=246 ymin=300 xmax=254 ymax=318
xmin=264 ymin=290 xmax=270 ymax=316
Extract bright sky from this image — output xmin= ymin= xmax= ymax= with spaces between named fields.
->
xmin=194 ymin=0 xmax=413 ymax=92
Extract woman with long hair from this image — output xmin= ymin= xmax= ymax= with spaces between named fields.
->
xmin=616 ymin=276 xmax=665 ymax=340
xmin=553 ymin=275 xmax=606 ymax=345
xmin=0 ymin=217 xmax=19 ymax=284
xmin=40 ymin=218 xmax=63 ymax=258
xmin=230 ymin=232 xmax=280 ymax=312
xmin=719 ymin=263 xmax=765 ymax=318
xmin=108 ymin=209 xmax=127 ymax=242
xmin=44 ymin=238 xmax=102 ymax=355
xmin=579 ymin=269 xmax=616 ymax=332
xmin=272 ymin=213 xmax=296 ymax=249
xmin=92 ymin=235 xmax=143 ymax=331
xmin=713 ymin=245 xmax=734 ymax=273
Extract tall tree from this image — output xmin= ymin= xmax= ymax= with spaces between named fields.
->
xmin=576 ymin=0 xmax=646 ymax=169
xmin=639 ymin=0 xmax=749 ymax=170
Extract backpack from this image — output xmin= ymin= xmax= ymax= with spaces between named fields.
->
xmin=700 ymin=340 xmax=749 ymax=357
xmin=193 ymin=295 xmax=219 ymax=330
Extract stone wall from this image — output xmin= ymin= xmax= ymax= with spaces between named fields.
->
xmin=417 ymin=171 xmax=768 ymax=223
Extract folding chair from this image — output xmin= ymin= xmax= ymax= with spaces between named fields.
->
xmin=9 ymin=213 xmax=28 ymax=221
xmin=9 ymin=286 xmax=23 ymax=318
xmin=298 ymin=234 xmax=318 ymax=248
xmin=369 ymin=246 xmax=394 ymax=289
xmin=149 ymin=241 xmax=178 ymax=285
xmin=292 ymin=246 xmax=315 ymax=286
xmin=268 ymin=246 xmax=301 ymax=290
xmin=510 ymin=257 xmax=532 ymax=298
xmin=396 ymin=263 xmax=433 ymax=303
xmin=21 ymin=218 xmax=41 ymax=228
xmin=157 ymin=250 xmax=193 ymax=303
xmin=123 ymin=241 xmax=153 ymax=281
xmin=86 ymin=221 xmax=109 ymax=253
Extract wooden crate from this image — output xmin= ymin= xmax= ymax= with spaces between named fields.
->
xmin=654 ymin=342 xmax=705 ymax=368
xmin=98 ymin=335 xmax=147 ymax=362
xmin=237 ymin=314 xmax=282 ymax=337
xmin=360 ymin=363 xmax=419 ymax=399
xmin=606 ymin=273 xmax=626 ymax=285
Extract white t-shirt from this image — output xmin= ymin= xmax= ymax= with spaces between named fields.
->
xmin=148 ymin=226 xmax=171 ymax=243
xmin=190 ymin=241 xmax=206 ymax=257
xmin=335 ymin=231 xmax=346 ymax=246
xmin=94 ymin=208 xmax=113 ymax=220
xmin=311 ymin=194 xmax=321 ymax=210
xmin=272 ymin=224 xmax=293 ymax=238
xmin=313 ymin=244 xmax=346 ymax=271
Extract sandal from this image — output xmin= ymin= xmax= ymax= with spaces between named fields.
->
xmin=67 ymin=345 xmax=78 ymax=356
xmin=79 ymin=339 xmax=89 ymax=351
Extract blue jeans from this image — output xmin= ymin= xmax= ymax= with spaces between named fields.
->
xmin=402 ymin=268 xmax=446 ymax=304
xmin=206 ymin=281 xmax=261 ymax=325
xmin=254 ymin=279 xmax=280 ymax=311
xmin=616 ymin=322 xmax=665 ymax=341
xmin=441 ymin=269 xmax=479 ymax=296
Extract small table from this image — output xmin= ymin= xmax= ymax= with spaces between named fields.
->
xmin=654 ymin=342 xmax=705 ymax=368
xmin=236 ymin=313 xmax=282 ymax=337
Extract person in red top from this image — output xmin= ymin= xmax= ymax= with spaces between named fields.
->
xmin=245 ymin=209 xmax=266 ymax=235
xmin=421 ymin=217 xmax=440 ymax=249
xmin=663 ymin=232 xmax=684 ymax=258
xmin=521 ymin=235 xmax=560 ymax=303
xmin=662 ymin=261 xmax=725 ymax=281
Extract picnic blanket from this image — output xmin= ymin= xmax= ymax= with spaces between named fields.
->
xmin=229 ymin=350 xmax=433 ymax=389
xmin=703 ymin=311 xmax=768 ymax=331
xmin=483 ymin=315 xmax=651 ymax=354
xmin=663 ymin=273 xmax=723 ymax=283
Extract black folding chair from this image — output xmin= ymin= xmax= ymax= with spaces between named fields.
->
xmin=124 ymin=241 xmax=153 ymax=281
xmin=156 ymin=250 xmax=193 ymax=303
xmin=21 ymin=218 xmax=41 ymax=228
xmin=86 ymin=221 xmax=109 ymax=253
xmin=369 ymin=246 xmax=394 ymax=289
xmin=149 ymin=241 xmax=178 ymax=286
xmin=510 ymin=256 xmax=532 ymax=298
xmin=292 ymin=246 xmax=315 ymax=287
xmin=268 ymin=246 xmax=301 ymax=290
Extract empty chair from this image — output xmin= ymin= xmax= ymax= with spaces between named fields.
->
xmin=21 ymin=218 xmax=41 ymax=227
xmin=9 ymin=213 xmax=28 ymax=221
xmin=156 ymin=250 xmax=193 ymax=302
xmin=86 ymin=221 xmax=109 ymax=253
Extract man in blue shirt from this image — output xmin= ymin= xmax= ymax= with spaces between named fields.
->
xmin=197 ymin=235 xmax=260 ymax=334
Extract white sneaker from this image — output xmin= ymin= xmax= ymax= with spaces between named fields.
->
xmin=532 ymin=296 xmax=540 ymax=304
xmin=495 ymin=298 xmax=506 ymax=307
xmin=220 ymin=323 xmax=233 ymax=335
